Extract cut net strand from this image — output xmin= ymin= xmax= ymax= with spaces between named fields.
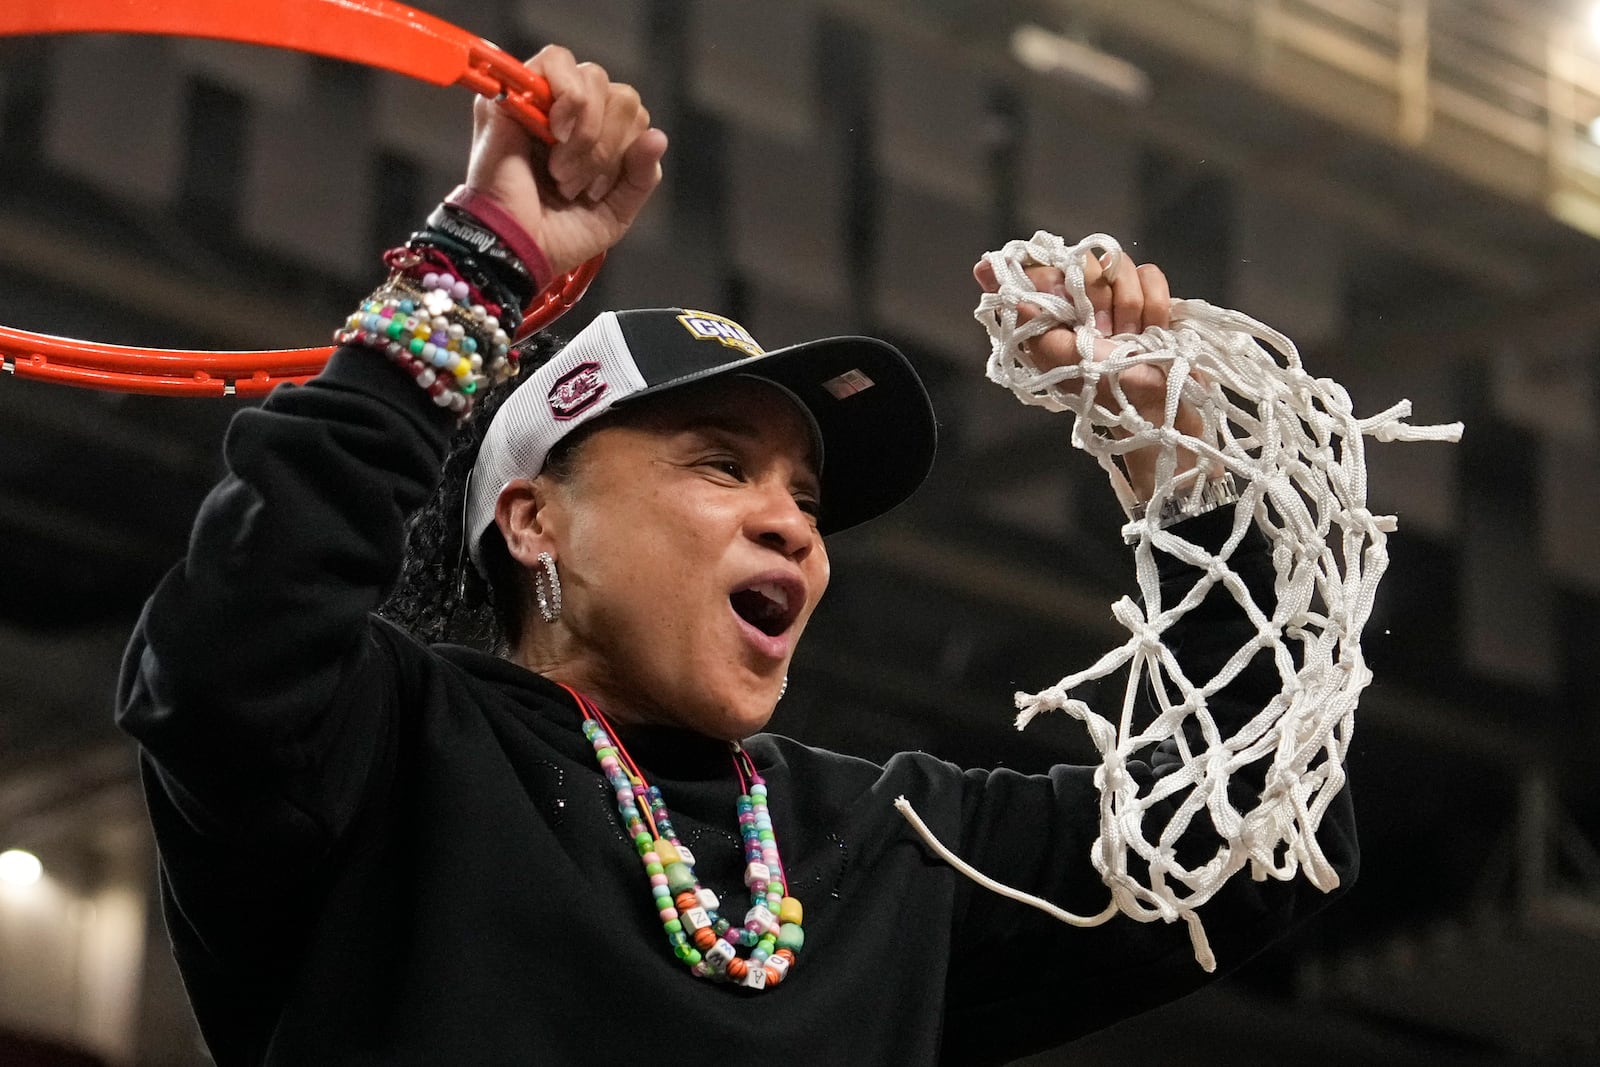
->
xmin=896 ymin=231 xmax=1462 ymax=971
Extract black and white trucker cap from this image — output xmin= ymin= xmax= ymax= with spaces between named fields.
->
xmin=464 ymin=308 xmax=937 ymax=569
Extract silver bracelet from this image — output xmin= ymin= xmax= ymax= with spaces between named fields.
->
xmin=1130 ymin=473 xmax=1240 ymax=531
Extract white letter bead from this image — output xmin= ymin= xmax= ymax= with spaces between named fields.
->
xmin=682 ymin=907 xmax=711 ymax=931
xmin=766 ymin=954 xmax=790 ymax=980
xmin=744 ymin=862 xmax=771 ymax=886
xmin=677 ymin=845 xmax=696 ymax=867
xmin=742 ymin=965 xmax=767 ymax=990
xmin=745 ymin=905 xmax=775 ymax=932
xmin=705 ymin=940 xmax=736 ymax=969
xmin=696 ymin=888 xmax=720 ymax=912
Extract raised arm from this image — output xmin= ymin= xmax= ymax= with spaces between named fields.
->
xmin=116 ymin=45 xmax=666 ymax=850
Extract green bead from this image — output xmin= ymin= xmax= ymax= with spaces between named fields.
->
xmin=634 ymin=833 xmax=653 ymax=854
xmin=664 ymin=919 xmax=682 ymax=934
xmin=777 ymin=922 xmax=805 ymax=954
xmin=645 ymin=862 xmax=664 ymax=876
xmin=665 ymin=862 xmax=696 ymax=895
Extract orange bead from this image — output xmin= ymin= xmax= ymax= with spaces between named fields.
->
xmin=763 ymin=965 xmax=783 ymax=985
xmin=775 ymin=949 xmax=796 ymax=965
xmin=693 ymin=927 xmax=717 ymax=950
xmin=727 ymin=959 xmax=748 ymax=980
xmin=675 ymin=892 xmax=699 ymax=913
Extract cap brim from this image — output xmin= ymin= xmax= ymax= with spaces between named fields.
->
xmin=618 ymin=335 xmax=937 ymax=534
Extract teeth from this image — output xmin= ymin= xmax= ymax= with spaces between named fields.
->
xmin=750 ymin=582 xmax=789 ymax=615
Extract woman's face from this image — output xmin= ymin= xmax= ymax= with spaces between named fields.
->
xmin=507 ymin=377 xmax=830 ymax=739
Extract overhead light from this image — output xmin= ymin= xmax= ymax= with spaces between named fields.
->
xmin=1011 ymin=24 xmax=1152 ymax=105
xmin=0 ymin=849 xmax=43 ymax=887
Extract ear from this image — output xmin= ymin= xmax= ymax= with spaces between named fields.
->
xmin=494 ymin=476 xmax=560 ymax=567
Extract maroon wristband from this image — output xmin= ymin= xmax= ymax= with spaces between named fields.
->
xmin=443 ymin=184 xmax=556 ymax=293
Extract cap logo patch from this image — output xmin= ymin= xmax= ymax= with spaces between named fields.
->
xmin=548 ymin=361 xmax=608 ymax=420
xmin=677 ymin=310 xmax=763 ymax=358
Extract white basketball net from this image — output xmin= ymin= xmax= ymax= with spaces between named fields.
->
xmin=893 ymin=231 xmax=1462 ymax=971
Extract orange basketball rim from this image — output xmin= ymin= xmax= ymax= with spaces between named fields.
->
xmin=0 ymin=0 xmax=602 ymax=397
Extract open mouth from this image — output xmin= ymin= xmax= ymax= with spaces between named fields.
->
xmin=729 ymin=579 xmax=803 ymax=638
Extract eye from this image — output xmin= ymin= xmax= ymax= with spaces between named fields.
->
xmin=702 ymin=456 xmax=747 ymax=481
xmin=793 ymin=493 xmax=821 ymax=519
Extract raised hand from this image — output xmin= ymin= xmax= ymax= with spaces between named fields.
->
xmin=974 ymin=250 xmax=1205 ymax=501
xmin=464 ymin=45 xmax=669 ymax=276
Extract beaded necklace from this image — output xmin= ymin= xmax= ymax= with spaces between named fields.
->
xmin=561 ymin=684 xmax=804 ymax=990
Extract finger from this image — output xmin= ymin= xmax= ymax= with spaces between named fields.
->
xmin=1014 ymin=269 xmax=1080 ymax=373
xmin=973 ymin=259 xmax=998 ymax=292
xmin=582 ymin=85 xmax=647 ymax=202
xmin=1108 ymin=256 xmax=1146 ymax=336
xmin=529 ymin=46 xmax=582 ymax=142
xmin=550 ymin=64 xmax=612 ymax=199
xmin=1076 ymin=251 xmax=1115 ymax=334
xmin=538 ymin=55 xmax=610 ymax=199
xmin=1012 ymin=264 xmax=1067 ymax=334
xmin=599 ymin=126 xmax=669 ymax=229
xmin=1138 ymin=263 xmax=1172 ymax=331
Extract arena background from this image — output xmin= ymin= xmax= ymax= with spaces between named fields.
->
xmin=3 ymin=0 xmax=1600 ymax=1063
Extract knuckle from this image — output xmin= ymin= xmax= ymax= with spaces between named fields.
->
xmin=538 ymin=44 xmax=576 ymax=66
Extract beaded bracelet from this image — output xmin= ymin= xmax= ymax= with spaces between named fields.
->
xmin=334 ymin=260 xmax=516 ymax=414
xmin=389 ymin=244 xmax=511 ymax=325
xmin=402 ymin=232 xmax=524 ymax=328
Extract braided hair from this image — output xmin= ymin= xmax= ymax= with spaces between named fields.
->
xmin=378 ymin=330 xmax=567 ymax=653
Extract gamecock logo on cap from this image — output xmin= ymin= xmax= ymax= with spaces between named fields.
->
xmin=548 ymin=361 xmax=608 ymax=420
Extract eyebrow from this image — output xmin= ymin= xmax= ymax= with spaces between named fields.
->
xmin=686 ymin=415 xmax=823 ymax=488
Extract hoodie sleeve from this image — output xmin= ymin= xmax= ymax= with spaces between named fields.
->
xmin=116 ymin=347 xmax=455 ymax=858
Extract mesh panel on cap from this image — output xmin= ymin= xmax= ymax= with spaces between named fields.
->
xmin=465 ymin=312 xmax=648 ymax=567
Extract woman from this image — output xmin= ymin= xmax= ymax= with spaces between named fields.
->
xmin=117 ymin=46 xmax=1355 ymax=1065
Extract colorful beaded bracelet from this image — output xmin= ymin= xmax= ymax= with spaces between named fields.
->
xmin=388 ymin=244 xmax=509 ymax=323
xmin=397 ymin=237 xmax=523 ymax=331
xmin=334 ymin=264 xmax=516 ymax=414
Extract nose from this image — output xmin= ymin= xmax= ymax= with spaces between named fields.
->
xmin=746 ymin=481 xmax=817 ymax=563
